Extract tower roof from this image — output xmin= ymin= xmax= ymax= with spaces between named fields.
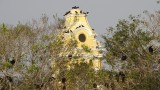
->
xmin=64 ymin=6 xmax=89 ymax=16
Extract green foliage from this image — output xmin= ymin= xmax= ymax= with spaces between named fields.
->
xmin=0 ymin=62 xmax=13 ymax=68
xmin=27 ymin=64 xmax=39 ymax=73
xmin=31 ymin=44 xmax=41 ymax=52
xmin=63 ymin=62 xmax=108 ymax=89
xmin=0 ymin=16 xmax=69 ymax=90
xmin=103 ymin=15 xmax=154 ymax=65
xmin=1 ymin=23 xmax=7 ymax=32
xmin=82 ymin=44 xmax=91 ymax=52
xmin=103 ymin=14 xmax=160 ymax=89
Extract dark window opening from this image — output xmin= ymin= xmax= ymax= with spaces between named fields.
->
xmin=79 ymin=34 xmax=86 ymax=42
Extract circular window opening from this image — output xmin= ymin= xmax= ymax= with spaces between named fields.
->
xmin=79 ymin=34 xmax=86 ymax=42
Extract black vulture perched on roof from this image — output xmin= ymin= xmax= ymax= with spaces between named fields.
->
xmin=72 ymin=6 xmax=79 ymax=9
xmin=80 ymin=10 xmax=82 ymax=13
xmin=75 ymin=11 xmax=78 ymax=14
xmin=86 ymin=12 xmax=89 ymax=14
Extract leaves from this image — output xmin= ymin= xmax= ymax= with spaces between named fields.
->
xmin=82 ymin=45 xmax=91 ymax=53
xmin=0 ymin=16 xmax=70 ymax=89
xmin=103 ymin=14 xmax=160 ymax=89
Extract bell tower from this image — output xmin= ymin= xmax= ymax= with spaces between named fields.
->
xmin=63 ymin=6 xmax=102 ymax=70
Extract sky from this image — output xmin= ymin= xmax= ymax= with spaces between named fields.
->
xmin=0 ymin=0 xmax=159 ymax=40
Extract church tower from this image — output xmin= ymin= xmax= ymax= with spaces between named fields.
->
xmin=63 ymin=6 xmax=102 ymax=70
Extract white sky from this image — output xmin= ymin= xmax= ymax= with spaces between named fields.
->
xmin=0 ymin=0 xmax=159 ymax=40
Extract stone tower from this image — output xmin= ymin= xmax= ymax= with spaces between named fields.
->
xmin=63 ymin=6 xmax=102 ymax=70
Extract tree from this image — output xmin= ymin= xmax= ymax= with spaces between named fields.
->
xmin=0 ymin=15 xmax=74 ymax=90
xmin=102 ymin=13 xmax=160 ymax=89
